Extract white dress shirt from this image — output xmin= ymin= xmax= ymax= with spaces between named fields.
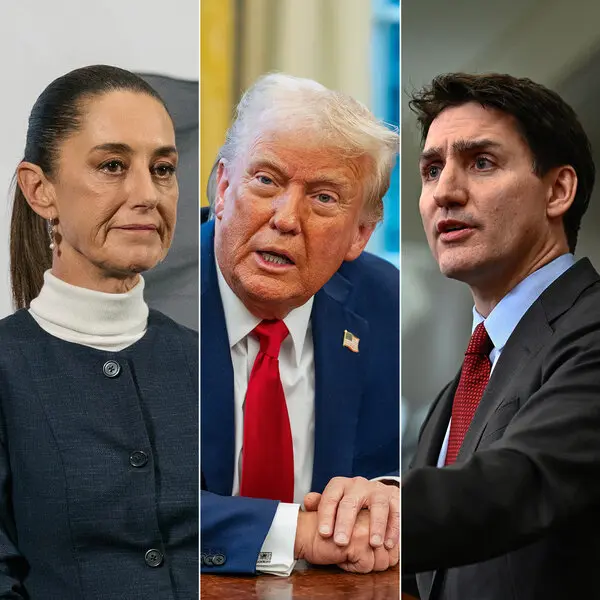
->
xmin=216 ymin=262 xmax=315 ymax=576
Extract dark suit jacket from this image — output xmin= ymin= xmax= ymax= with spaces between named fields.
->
xmin=402 ymin=258 xmax=600 ymax=600
xmin=0 ymin=310 xmax=198 ymax=599
xmin=200 ymin=217 xmax=399 ymax=574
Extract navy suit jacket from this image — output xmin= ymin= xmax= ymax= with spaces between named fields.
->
xmin=200 ymin=217 xmax=399 ymax=573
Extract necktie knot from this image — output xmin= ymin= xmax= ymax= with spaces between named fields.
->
xmin=466 ymin=322 xmax=493 ymax=356
xmin=253 ymin=320 xmax=289 ymax=358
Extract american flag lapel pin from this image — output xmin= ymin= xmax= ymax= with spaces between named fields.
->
xmin=343 ymin=330 xmax=360 ymax=353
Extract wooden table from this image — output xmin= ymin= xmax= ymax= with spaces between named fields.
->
xmin=201 ymin=561 xmax=403 ymax=599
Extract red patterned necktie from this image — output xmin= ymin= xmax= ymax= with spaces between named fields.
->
xmin=445 ymin=322 xmax=493 ymax=466
xmin=240 ymin=320 xmax=294 ymax=502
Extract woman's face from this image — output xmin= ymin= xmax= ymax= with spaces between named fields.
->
xmin=49 ymin=90 xmax=178 ymax=290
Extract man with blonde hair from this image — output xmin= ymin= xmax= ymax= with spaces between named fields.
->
xmin=201 ymin=73 xmax=400 ymax=575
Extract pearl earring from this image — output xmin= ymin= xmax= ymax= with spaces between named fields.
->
xmin=47 ymin=219 xmax=57 ymax=251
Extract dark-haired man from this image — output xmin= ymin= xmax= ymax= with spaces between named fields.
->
xmin=402 ymin=73 xmax=600 ymax=600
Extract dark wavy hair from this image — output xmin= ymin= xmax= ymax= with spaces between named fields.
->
xmin=409 ymin=72 xmax=595 ymax=253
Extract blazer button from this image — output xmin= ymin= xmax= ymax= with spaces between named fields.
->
xmin=212 ymin=553 xmax=226 ymax=566
xmin=103 ymin=360 xmax=121 ymax=378
xmin=129 ymin=451 xmax=148 ymax=468
xmin=201 ymin=553 xmax=226 ymax=567
xmin=145 ymin=548 xmax=163 ymax=568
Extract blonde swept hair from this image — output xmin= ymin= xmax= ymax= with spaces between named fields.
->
xmin=207 ymin=73 xmax=398 ymax=224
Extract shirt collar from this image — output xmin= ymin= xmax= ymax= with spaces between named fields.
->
xmin=215 ymin=257 xmax=313 ymax=367
xmin=472 ymin=253 xmax=575 ymax=351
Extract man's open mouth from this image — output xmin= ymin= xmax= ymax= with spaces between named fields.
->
xmin=258 ymin=251 xmax=294 ymax=265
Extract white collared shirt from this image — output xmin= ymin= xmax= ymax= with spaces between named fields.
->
xmin=216 ymin=261 xmax=314 ymax=575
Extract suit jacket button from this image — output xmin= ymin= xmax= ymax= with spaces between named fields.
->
xmin=212 ymin=553 xmax=226 ymax=566
xmin=129 ymin=451 xmax=148 ymax=468
xmin=103 ymin=360 xmax=121 ymax=378
xmin=145 ymin=548 xmax=163 ymax=567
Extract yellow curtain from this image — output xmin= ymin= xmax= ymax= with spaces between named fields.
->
xmin=200 ymin=0 xmax=234 ymax=206
xmin=239 ymin=0 xmax=371 ymax=107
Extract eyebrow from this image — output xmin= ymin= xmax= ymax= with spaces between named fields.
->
xmin=91 ymin=142 xmax=178 ymax=158
xmin=307 ymin=174 xmax=352 ymax=193
xmin=248 ymin=159 xmax=289 ymax=178
xmin=248 ymin=159 xmax=352 ymax=191
xmin=419 ymin=138 xmax=502 ymax=163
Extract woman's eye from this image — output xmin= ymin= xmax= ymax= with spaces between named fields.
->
xmin=101 ymin=160 xmax=125 ymax=174
xmin=153 ymin=164 xmax=177 ymax=178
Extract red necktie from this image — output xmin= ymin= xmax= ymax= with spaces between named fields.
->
xmin=445 ymin=322 xmax=493 ymax=466
xmin=240 ymin=320 xmax=294 ymax=502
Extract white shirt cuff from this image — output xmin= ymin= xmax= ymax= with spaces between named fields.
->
xmin=256 ymin=503 xmax=300 ymax=576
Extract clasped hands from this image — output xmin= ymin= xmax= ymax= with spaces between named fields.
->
xmin=294 ymin=476 xmax=399 ymax=573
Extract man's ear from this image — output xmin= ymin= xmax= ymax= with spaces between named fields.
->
xmin=344 ymin=222 xmax=376 ymax=262
xmin=214 ymin=160 xmax=230 ymax=220
xmin=546 ymin=165 xmax=577 ymax=220
xmin=16 ymin=162 xmax=57 ymax=219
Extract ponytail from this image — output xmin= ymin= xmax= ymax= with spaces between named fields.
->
xmin=9 ymin=181 xmax=51 ymax=309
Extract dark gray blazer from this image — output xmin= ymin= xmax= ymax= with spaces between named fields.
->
xmin=0 ymin=309 xmax=198 ymax=599
xmin=403 ymin=258 xmax=600 ymax=600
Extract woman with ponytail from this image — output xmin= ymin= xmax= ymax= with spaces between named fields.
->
xmin=2 ymin=65 xmax=197 ymax=599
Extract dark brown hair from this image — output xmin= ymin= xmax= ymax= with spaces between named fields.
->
xmin=10 ymin=65 xmax=168 ymax=309
xmin=409 ymin=72 xmax=595 ymax=253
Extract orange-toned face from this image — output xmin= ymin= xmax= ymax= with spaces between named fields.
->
xmin=214 ymin=130 xmax=375 ymax=319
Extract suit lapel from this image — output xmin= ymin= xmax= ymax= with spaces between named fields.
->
xmin=413 ymin=374 xmax=459 ymax=468
xmin=200 ymin=220 xmax=236 ymax=495
xmin=310 ymin=271 xmax=369 ymax=493
xmin=414 ymin=377 xmax=458 ymax=600
xmin=457 ymin=258 xmax=600 ymax=462
xmin=457 ymin=302 xmax=552 ymax=460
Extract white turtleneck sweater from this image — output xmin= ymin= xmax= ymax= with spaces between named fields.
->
xmin=29 ymin=270 xmax=148 ymax=351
